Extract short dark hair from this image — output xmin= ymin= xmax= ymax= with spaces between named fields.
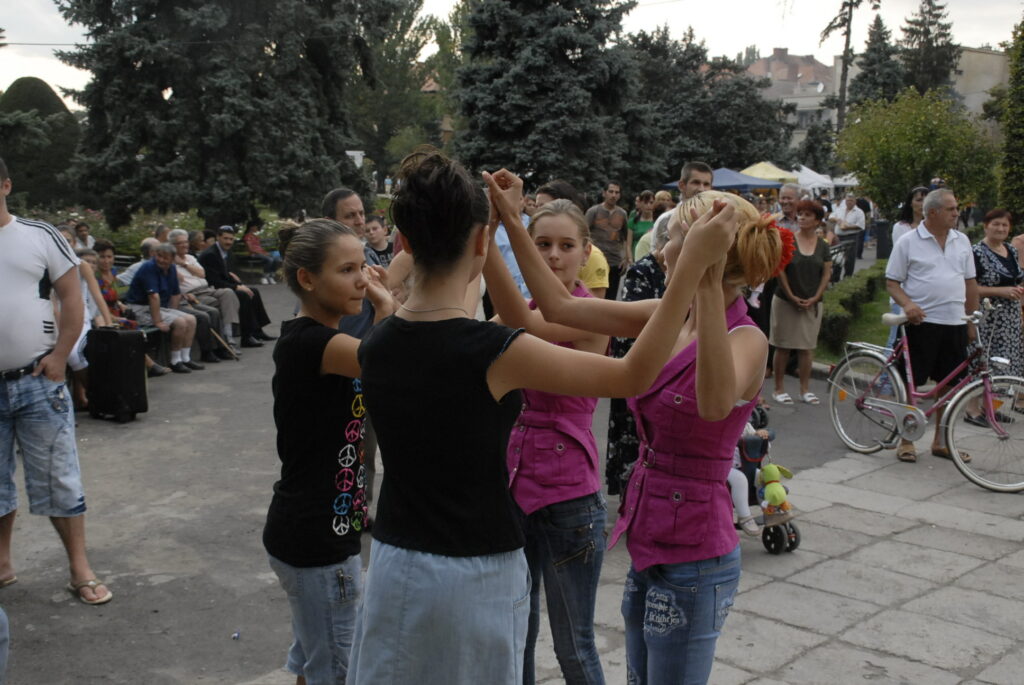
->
xmin=638 ymin=190 xmax=655 ymax=202
xmin=74 ymin=221 xmax=90 ymax=231
xmin=984 ymin=208 xmax=1013 ymax=226
xmin=536 ymin=179 xmax=585 ymax=213
xmin=283 ymin=218 xmax=358 ymax=297
xmin=681 ymin=161 xmax=713 ymax=182
xmin=390 ymin=147 xmax=488 ymax=274
xmin=93 ymin=239 xmax=115 ymax=254
xmin=321 ymin=188 xmax=357 ymax=220
xmin=203 ymin=229 xmax=217 ymax=241
xmin=795 ymin=199 xmax=825 ymax=221
xmin=0 ymin=157 xmax=8 ymax=181
xmin=604 ymin=180 xmax=621 ymax=191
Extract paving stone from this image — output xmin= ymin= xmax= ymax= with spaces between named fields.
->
xmin=841 ymin=609 xmax=1013 ymax=671
xmin=737 ymin=569 xmax=773 ymax=595
xmin=898 ymin=501 xmax=1024 ymax=541
xmin=894 ymin=524 xmax=1022 ymax=561
xmin=715 ymin=611 xmax=827 ymax=672
xmin=1000 ymin=548 xmax=1024 ymax=568
xmin=709 ymin=661 xmax=754 ymax=685
xmin=738 ymin=546 xmax=827 ymax=580
xmin=801 ymin=504 xmax=918 ymax=536
xmin=791 ymin=481 xmax=911 ymax=514
xmin=790 ymin=520 xmax=874 ymax=557
xmin=747 ymin=679 xmax=791 ymax=685
xmin=974 ymin=647 xmax=1024 ymax=685
xmin=599 ymin=546 xmax=633 ymax=583
xmin=599 ymin=645 xmax=628 ymax=685
xmin=739 ymin=581 xmax=879 ymax=634
xmin=789 ymin=559 xmax=934 ymax=605
xmin=845 ymin=539 xmax=985 ymax=583
xmin=956 ymin=560 xmax=1024 ymax=602
xmin=775 ymin=642 xmax=961 ymax=685
xmin=845 ymin=464 xmax=960 ymax=500
xmin=905 ymin=585 xmax=1024 ymax=637
xmin=935 ymin=481 xmax=1024 ymax=518
xmin=784 ymin=493 xmax=832 ymax=513
xmin=593 ymin=580 xmax=624 ymax=630
xmin=796 ymin=456 xmax=889 ymax=484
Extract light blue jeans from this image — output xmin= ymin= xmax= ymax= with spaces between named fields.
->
xmin=522 ymin=492 xmax=606 ymax=685
xmin=0 ymin=606 xmax=8 ymax=685
xmin=622 ymin=545 xmax=741 ymax=685
xmin=267 ymin=553 xmax=362 ymax=685
xmin=0 ymin=374 xmax=86 ymax=517
xmin=349 ymin=540 xmax=530 ymax=685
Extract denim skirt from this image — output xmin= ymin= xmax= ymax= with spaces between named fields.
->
xmin=348 ymin=540 xmax=530 ymax=685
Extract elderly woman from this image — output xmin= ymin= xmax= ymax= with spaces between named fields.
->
xmin=771 ymin=199 xmax=832 ymax=405
xmin=972 ymin=209 xmax=1023 ymax=381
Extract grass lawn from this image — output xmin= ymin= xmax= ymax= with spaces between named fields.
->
xmin=815 ymin=284 xmax=893 ymax=365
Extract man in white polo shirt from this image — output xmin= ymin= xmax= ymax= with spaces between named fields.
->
xmin=886 ymin=188 xmax=979 ymax=463
xmin=0 ymin=157 xmax=112 ymax=605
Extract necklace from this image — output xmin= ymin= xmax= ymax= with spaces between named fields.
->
xmin=400 ymin=303 xmax=470 ymax=317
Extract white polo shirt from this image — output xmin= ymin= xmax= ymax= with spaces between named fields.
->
xmin=177 ymin=253 xmax=209 ymax=293
xmin=886 ymin=223 xmax=976 ymax=326
xmin=0 ymin=215 xmax=80 ymax=369
xmin=830 ymin=203 xmax=865 ymax=238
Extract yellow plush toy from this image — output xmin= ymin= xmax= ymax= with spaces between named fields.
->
xmin=756 ymin=463 xmax=795 ymax=526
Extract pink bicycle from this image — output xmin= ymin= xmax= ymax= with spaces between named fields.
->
xmin=828 ymin=303 xmax=1024 ymax=492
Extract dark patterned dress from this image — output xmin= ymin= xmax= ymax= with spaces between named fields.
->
xmin=605 ymin=253 xmax=665 ymax=494
xmin=972 ymin=241 xmax=1024 ymax=377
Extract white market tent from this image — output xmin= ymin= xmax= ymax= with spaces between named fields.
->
xmin=794 ymin=165 xmax=834 ymax=194
xmin=833 ymin=173 xmax=859 ymax=188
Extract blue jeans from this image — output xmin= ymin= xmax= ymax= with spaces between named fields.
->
xmin=267 ymin=553 xmax=362 ymax=685
xmin=0 ymin=374 xmax=85 ymax=517
xmin=622 ymin=545 xmax=741 ymax=685
xmin=0 ymin=606 xmax=8 ymax=685
xmin=522 ymin=492 xmax=606 ymax=685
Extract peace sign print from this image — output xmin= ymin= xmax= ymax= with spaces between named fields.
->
xmin=335 ymin=468 xmax=356 ymax=492
xmin=345 ymin=419 xmax=363 ymax=443
xmin=333 ymin=492 xmax=353 ymax=516
xmin=351 ymin=394 xmax=366 ymax=418
xmin=337 ymin=444 xmax=358 ymax=468
xmin=333 ymin=515 xmax=350 ymax=536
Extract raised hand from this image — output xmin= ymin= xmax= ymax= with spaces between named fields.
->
xmin=683 ymin=200 xmax=738 ymax=271
xmin=482 ymin=169 xmax=524 ymax=223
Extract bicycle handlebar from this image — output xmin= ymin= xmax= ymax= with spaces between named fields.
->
xmin=880 ymin=298 xmax=994 ymax=327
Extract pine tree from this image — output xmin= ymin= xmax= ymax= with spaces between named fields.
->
xmin=454 ymin=0 xmax=643 ymax=194
xmin=820 ymin=0 xmax=879 ymax=132
xmin=900 ymin=0 xmax=962 ymax=94
xmin=999 ymin=21 xmax=1024 ymax=221
xmin=849 ymin=14 xmax=905 ymax=105
xmin=54 ymin=0 xmax=395 ymax=228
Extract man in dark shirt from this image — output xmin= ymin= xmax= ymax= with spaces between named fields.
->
xmin=125 ymin=243 xmax=202 ymax=373
xmin=585 ymin=180 xmax=628 ymax=299
xmin=198 ymin=226 xmax=275 ymax=347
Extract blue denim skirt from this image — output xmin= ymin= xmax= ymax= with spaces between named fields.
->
xmin=348 ymin=540 xmax=530 ymax=685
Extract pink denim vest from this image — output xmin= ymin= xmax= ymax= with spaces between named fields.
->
xmin=608 ymin=296 xmax=758 ymax=571
xmin=507 ymin=284 xmax=601 ymax=515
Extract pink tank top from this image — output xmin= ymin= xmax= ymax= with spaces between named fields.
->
xmin=608 ymin=295 xmax=758 ymax=570
xmin=507 ymin=283 xmax=601 ymax=515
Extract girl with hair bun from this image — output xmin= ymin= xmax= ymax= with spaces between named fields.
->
xmin=494 ymin=182 xmax=786 ymax=684
xmin=348 ymin=150 xmax=739 ymax=685
xmin=262 ymin=219 xmax=393 ymax=685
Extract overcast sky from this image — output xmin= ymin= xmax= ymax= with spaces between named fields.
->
xmin=3 ymin=0 xmax=1022 ymax=109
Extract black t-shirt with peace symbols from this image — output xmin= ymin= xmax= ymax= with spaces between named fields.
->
xmin=263 ymin=316 xmax=367 ymax=567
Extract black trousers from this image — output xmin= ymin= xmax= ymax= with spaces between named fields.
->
xmin=236 ymin=287 xmax=271 ymax=337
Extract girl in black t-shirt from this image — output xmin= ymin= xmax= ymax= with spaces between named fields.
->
xmin=264 ymin=219 xmax=391 ymax=685
xmin=347 ymin=149 xmax=740 ymax=685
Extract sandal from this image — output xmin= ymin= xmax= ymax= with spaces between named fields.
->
xmin=773 ymin=392 xmax=794 ymax=406
xmin=932 ymin=446 xmax=971 ymax=464
xmin=0 ymin=576 xmax=16 ymax=589
xmin=67 ymin=578 xmax=113 ymax=605
xmin=800 ymin=392 xmax=820 ymax=405
xmin=897 ymin=444 xmax=917 ymax=462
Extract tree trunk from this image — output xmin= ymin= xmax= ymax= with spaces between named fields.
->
xmin=836 ymin=2 xmax=854 ymax=132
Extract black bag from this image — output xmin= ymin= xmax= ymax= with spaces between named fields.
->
xmin=85 ymin=327 xmax=148 ymax=423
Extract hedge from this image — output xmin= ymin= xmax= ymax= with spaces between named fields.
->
xmin=820 ymin=260 xmax=889 ymax=353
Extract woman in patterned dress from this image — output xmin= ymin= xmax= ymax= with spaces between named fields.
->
xmin=972 ymin=209 xmax=1023 ymax=378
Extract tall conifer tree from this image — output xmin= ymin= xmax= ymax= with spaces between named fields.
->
xmin=900 ymin=0 xmax=962 ymax=94
xmin=999 ymin=21 xmax=1024 ymax=222
xmin=849 ymin=14 xmax=905 ymax=105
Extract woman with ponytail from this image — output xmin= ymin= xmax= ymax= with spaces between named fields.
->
xmin=490 ymin=181 xmax=786 ymax=685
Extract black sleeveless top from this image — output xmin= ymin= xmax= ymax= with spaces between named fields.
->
xmin=358 ymin=316 xmax=525 ymax=556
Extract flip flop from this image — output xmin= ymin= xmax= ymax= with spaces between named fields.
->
xmin=931 ymin=446 xmax=971 ymax=464
xmin=0 ymin=576 xmax=16 ymax=589
xmin=897 ymin=444 xmax=917 ymax=462
xmin=773 ymin=392 xmax=794 ymax=406
xmin=800 ymin=392 xmax=820 ymax=405
xmin=67 ymin=578 xmax=113 ymax=605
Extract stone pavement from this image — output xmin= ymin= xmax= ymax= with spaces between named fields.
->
xmin=4 ymin=281 xmax=1024 ymax=684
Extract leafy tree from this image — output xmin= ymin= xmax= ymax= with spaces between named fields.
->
xmin=848 ymin=14 xmax=904 ymax=105
xmin=455 ymin=0 xmax=642 ymax=194
xmin=999 ymin=21 xmax=1024 ymax=221
xmin=983 ymin=83 xmax=1007 ymax=122
xmin=796 ymin=113 xmax=836 ymax=173
xmin=0 ymin=77 xmax=80 ymax=208
xmin=820 ymin=0 xmax=880 ymax=132
xmin=348 ymin=0 xmax=438 ymax=191
xmin=55 ymin=0 xmax=395 ymax=228
xmin=900 ymin=0 xmax=962 ymax=95
xmin=734 ymin=45 xmax=760 ymax=68
xmin=837 ymin=88 xmax=996 ymax=220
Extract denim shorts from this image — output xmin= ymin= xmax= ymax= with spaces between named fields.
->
xmin=267 ymin=553 xmax=362 ymax=685
xmin=349 ymin=540 xmax=530 ymax=685
xmin=0 ymin=374 xmax=86 ymax=517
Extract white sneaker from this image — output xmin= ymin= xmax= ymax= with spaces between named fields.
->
xmin=738 ymin=515 xmax=761 ymax=537
xmin=260 ymin=275 xmax=270 ymax=285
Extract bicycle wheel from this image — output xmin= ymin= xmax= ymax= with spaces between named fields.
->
xmin=828 ymin=351 xmax=908 ymax=453
xmin=944 ymin=375 xmax=1024 ymax=492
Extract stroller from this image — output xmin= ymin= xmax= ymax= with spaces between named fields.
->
xmin=735 ymin=419 xmax=801 ymax=555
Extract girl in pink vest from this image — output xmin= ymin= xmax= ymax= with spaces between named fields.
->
xmin=485 ymin=199 xmax=610 ymax=684
xmin=494 ymin=185 xmax=786 ymax=685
